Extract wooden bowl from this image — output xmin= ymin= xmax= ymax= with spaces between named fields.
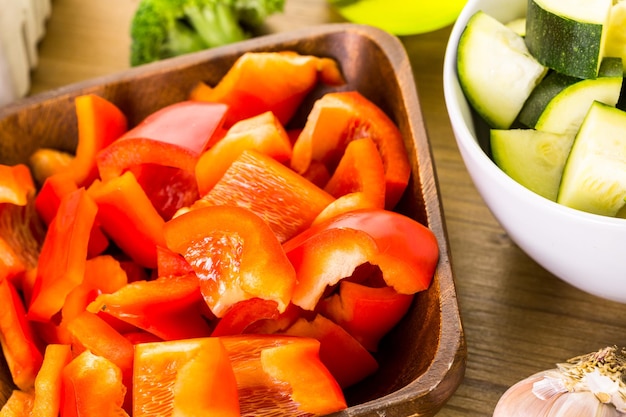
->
xmin=0 ymin=23 xmax=466 ymax=416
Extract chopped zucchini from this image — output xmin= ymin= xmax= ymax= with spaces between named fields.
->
xmin=557 ymin=101 xmax=626 ymax=216
xmin=605 ymin=0 xmax=626 ymax=75
xmin=491 ymin=129 xmax=574 ymax=201
xmin=457 ymin=11 xmax=547 ymax=129
xmin=525 ymin=0 xmax=613 ymax=79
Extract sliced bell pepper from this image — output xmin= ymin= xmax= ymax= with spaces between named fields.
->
xmin=284 ymin=314 xmax=379 ymax=389
xmin=190 ymin=51 xmax=345 ymax=127
xmin=221 ymin=334 xmax=347 ymax=415
xmin=30 ymin=344 xmax=72 ymax=417
xmin=210 ymin=298 xmax=281 ymax=337
xmin=290 ymin=91 xmax=411 ymax=209
xmin=0 ymin=390 xmax=34 ymax=415
xmin=317 ymin=280 xmax=414 ymax=352
xmin=35 ymin=173 xmax=109 ymax=257
xmin=128 ymin=164 xmax=199 ymax=220
xmin=156 ymin=245 xmax=194 ymax=278
xmin=28 ymin=148 xmax=74 ymax=186
xmin=96 ymin=101 xmax=227 ymax=181
xmin=195 ymin=111 xmax=293 ymax=196
xmin=67 ymin=94 xmax=128 ymax=187
xmin=283 ymin=208 xmax=439 ymax=296
xmin=193 ymin=149 xmax=334 ymax=243
xmin=28 ymin=188 xmax=97 ymax=323
xmin=60 ymin=350 xmax=129 ymax=417
xmin=0 ymin=164 xmax=35 ymax=206
xmin=163 ymin=205 xmax=297 ymax=318
xmin=133 ymin=338 xmax=239 ymax=417
xmin=86 ymin=274 xmax=212 ymax=340
xmin=87 ymin=171 xmax=166 ymax=269
xmin=0 ymin=277 xmax=43 ymax=391
xmin=323 ymin=136 xmax=386 ymax=208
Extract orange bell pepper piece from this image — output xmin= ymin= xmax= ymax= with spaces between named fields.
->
xmin=290 ymin=91 xmax=411 ymax=209
xmin=87 ymin=274 xmax=213 ymax=340
xmin=222 ymin=335 xmax=347 ymax=415
xmin=28 ymin=148 xmax=74 ymax=185
xmin=0 ymin=277 xmax=43 ymax=391
xmin=164 ymin=205 xmax=297 ymax=318
xmin=190 ymin=51 xmax=345 ymax=127
xmin=28 ymin=188 xmax=97 ymax=323
xmin=96 ymin=101 xmax=227 ymax=181
xmin=0 ymin=164 xmax=35 ymax=206
xmin=133 ymin=338 xmax=239 ymax=417
xmin=193 ymin=150 xmax=334 ymax=243
xmin=317 ymin=280 xmax=414 ymax=352
xmin=87 ymin=171 xmax=166 ymax=269
xmin=60 ymin=350 xmax=129 ymax=417
xmin=30 ymin=344 xmax=72 ymax=417
xmin=195 ymin=111 xmax=293 ymax=196
xmin=284 ymin=208 xmax=439 ymax=297
xmin=65 ymin=94 xmax=128 ymax=187
xmin=0 ymin=390 xmax=34 ymax=415
xmin=284 ymin=314 xmax=379 ymax=389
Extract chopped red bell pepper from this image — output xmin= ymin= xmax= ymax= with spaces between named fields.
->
xmin=86 ymin=274 xmax=212 ymax=340
xmin=195 ymin=111 xmax=293 ymax=196
xmin=284 ymin=208 xmax=439 ymax=296
xmin=0 ymin=277 xmax=44 ymax=391
xmin=35 ymin=173 xmax=109 ymax=257
xmin=163 ymin=205 xmax=297 ymax=318
xmin=193 ymin=149 xmax=335 ymax=243
xmin=60 ymin=350 xmax=129 ymax=417
xmin=87 ymin=171 xmax=166 ymax=269
xmin=284 ymin=314 xmax=379 ymax=388
xmin=28 ymin=148 xmax=74 ymax=185
xmin=0 ymin=164 xmax=35 ymax=206
xmin=190 ymin=51 xmax=345 ymax=127
xmin=67 ymin=94 xmax=128 ymax=187
xmin=156 ymin=245 xmax=194 ymax=278
xmin=133 ymin=337 xmax=240 ymax=417
xmin=318 ymin=280 xmax=414 ymax=352
xmin=30 ymin=344 xmax=72 ymax=417
xmin=323 ymin=136 xmax=386 ymax=208
xmin=0 ymin=389 xmax=34 ymax=415
xmin=210 ymin=298 xmax=281 ymax=337
xmin=221 ymin=334 xmax=347 ymax=415
xmin=290 ymin=91 xmax=411 ymax=209
xmin=96 ymin=101 xmax=227 ymax=181
xmin=28 ymin=188 xmax=97 ymax=323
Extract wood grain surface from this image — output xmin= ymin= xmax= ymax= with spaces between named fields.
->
xmin=23 ymin=0 xmax=626 ymax=416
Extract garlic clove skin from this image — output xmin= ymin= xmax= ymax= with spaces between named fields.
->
xmin=493 ymin=371 xmax=564 ymax=417
xmin=546 ymin=391 xmax=621 ymax=417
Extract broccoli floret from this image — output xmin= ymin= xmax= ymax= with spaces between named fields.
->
xmin=130 ymin=0 xmax=285 ymax=66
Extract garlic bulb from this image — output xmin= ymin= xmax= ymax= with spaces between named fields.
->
xmin=493 ymin=346 xmax=626 ymax=417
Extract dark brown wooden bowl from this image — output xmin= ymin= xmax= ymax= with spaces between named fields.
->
xmin=0 ymin=23 xmax=466 ymax=416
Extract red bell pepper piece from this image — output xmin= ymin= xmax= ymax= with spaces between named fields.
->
xmin=87 ymin=171 xmax=166 ymax=269
xmin=195 ymin=111 xmax=293 ymax=196
xmin=156 ymin=245 xmax=194 ymax=278
xmin=290 ymin=91 xmax=411 ymax=209
xmin=221 ymin=334 xmax=347 ymax=415
xmin=190 ymin=51 xmax=345 ymax=127
xmin=86 ymin=274 xmax=212 ymax=340
xmin=284 ymin=208 xmax=439 ymax=296
xmin=30 ymin=344 xmax=73 ymax=417
xmin=0 ymin=277 xmax=43 ymax=391
xmin=35 ymin=173 xmax=109 ymax=257
xmin=318 ymin=280 xmax=414 ymax=352
xmin=61 ymin=350 xmax=129 ymax=417
xmin=67 ymin=94 xmax=128 ymax=187
xmin=0 ymin=164 xmax=35 ymax=206
xmin=28 ymin=148 xmax=74 ymax=185
xmin=193 ymin=149 xmax=335 ymax=243
xmin=285 ymin=314 xmax=379 ymax=388
xmin=210 ymin=298 xmax=281 ymax=337
xmin=0 ymin=390 xmax=34 ymax=415
xmin=96 ymin=101 xmax=227 ymax=181
xmin=163 ymin=205 xmax=297 ymax=318
xmin=133 ymin=338 xmax=239 ymax=417
xmin=28 ymin=188 xmax=97 ymax=323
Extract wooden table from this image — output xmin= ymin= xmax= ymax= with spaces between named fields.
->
xmin=27 ymin=1 xmax=626 ymax=415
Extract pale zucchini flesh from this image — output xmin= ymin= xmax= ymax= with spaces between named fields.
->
xmin=557 ymin=101 xmax=626 ymax=216
xmin=491 ymin=129 xmax=574 ymax=201
xmin=457 ymin=11 xmax=547 ymax=129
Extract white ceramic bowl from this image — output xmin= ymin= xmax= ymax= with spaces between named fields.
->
xmin=443 ymin=0 xmax=626 ymax=303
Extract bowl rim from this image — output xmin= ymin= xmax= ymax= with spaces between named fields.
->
xmin=442 ymin=0 xmax=626 ymax=229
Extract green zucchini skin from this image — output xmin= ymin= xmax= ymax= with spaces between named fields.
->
xmin=525 ymin=0 xmax=606 ymax=79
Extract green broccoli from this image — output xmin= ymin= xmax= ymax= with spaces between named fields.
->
xmin=130 ymin=0 xmax=285 ymax=66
